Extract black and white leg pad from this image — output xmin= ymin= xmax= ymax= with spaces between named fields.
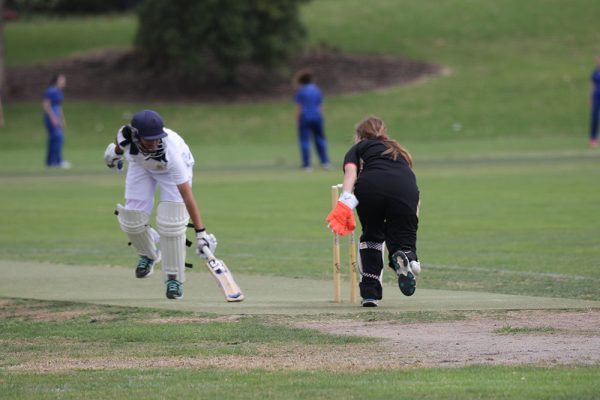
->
xmin=116 ymin=204 xmax=159 ymax=260
xmin=156 ymin=202 xmax=189 ymax=283
xmin=358 ymin=241 xmax=384 ymax=301
xmin=358 ymin=241 xmax=384 ymax=282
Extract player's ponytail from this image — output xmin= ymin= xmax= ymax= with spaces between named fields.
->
xmin=355 ymin=116 xmax=413 ymax=168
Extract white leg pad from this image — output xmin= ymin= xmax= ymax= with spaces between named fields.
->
xmin=116 ymin=204 xmax=159 ymax=260
xmin=156 ymin=202 xmax=189 ymax=282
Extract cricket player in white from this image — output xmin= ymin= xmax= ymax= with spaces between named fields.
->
xmin=103 ymin=109 xmax=216 ymax=300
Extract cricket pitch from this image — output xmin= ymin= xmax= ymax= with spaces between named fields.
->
xmin=1 ymin=260 xmax=599 ymax=315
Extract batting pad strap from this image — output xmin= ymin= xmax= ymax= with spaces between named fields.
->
xmin=359 ymin=241 xmax=384 ymax=251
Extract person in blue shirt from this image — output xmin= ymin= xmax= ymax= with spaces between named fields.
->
xmin=294 ymin=70 xmax=331 ymax=170
xmin=43 ymin=73 xmax=70 ymax=168
xmin=590 ymin=55 xmax=600 ymax=148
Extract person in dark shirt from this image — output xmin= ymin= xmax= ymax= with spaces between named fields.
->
xmin=327 ymin=116 xmax=421 ymax=307
xmin=294 ymin=70 xmax=331 ymax=170
xmin=589 ymin=54 xmax=600 ymax=147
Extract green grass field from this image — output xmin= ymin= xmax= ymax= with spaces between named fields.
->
xmin=4 ymin=365 xmax=600 ymax=400
xmin=2 ymin=0 xmax=600 ymax=398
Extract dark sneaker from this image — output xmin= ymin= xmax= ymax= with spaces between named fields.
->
xmin=398 ymin=272 xmax=416 ymax=297
xmin=166 ymin=279 xmax=183 ymax=300
xmin=361 ymin=299 xmax=379 ymax=307
xmin=135 ymin=256 xmax=156 ymax=278
xmin=391 ymin=250 xmax=417 ymax=297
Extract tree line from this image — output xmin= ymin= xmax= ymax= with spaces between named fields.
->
xmin=0 ymin=0 xmax=309 ymax=93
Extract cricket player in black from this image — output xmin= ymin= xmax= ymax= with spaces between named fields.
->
xmin=327 ymin=116 xmax=421 ymax=307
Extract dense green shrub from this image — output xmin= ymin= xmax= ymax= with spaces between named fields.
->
xmin=135 ymin=0 xmax=308 ymax=83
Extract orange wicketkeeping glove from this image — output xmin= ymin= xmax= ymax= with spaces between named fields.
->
xmin=326 ymin=192 xmax=358 ymax=236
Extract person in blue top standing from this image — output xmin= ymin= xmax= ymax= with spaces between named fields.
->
xmin=589 ymin=54 xmax=600 ymax=148
xmin=43 ymin=73 xmax=70 ymax=168
xmin=294 ymin=70 xmax=331 ymax=170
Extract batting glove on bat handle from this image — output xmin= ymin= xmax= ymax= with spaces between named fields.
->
xmin=196 ymin=231 xmax=218 ymax=259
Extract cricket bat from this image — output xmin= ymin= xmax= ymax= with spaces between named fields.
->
xmin=201 ymin=246 xmax=244 ymax=302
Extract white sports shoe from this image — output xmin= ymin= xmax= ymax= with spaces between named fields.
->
xmin=361 ymin=299 xmax=379 ymax=307
xmin=409 ymin=260 xmax=421 ymax=276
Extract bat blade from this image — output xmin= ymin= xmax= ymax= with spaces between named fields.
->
xmin=205 ymin=254 xmax=244 ymax=302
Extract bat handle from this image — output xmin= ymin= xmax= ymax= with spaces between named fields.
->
xmin=200 ymin=245 xmax=216 ymax=261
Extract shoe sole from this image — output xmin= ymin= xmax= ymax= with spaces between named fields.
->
xmin=398 ymin=271 xmax=416 ymax=296
xmin=391 ymin=250 xmax=417 ymax=296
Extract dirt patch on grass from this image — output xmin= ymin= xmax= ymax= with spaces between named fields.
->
xmin=141 ymin=315 xmax=241 ymax=324
xmin=7 ymin=342 xmax=424 ymax=373
xmin=5 ymin=310 xmax=600 ymax=372
xmin=5 ymin=48 xmax=441 ymax=103
xmin=300 ymin=310 xmax=600 ymax=367
xmin=0 ymin=299 xmax=13 ymax=308
xmin=0 ymin=301 xmax=100 ymax=322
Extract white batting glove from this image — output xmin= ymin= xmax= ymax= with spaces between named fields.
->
xmin=104 ymin=143 xmax=123 ymax=171
xmin=338 ymin=192 xmax=358 ymax=210
xmin=196 ymin=230 xmax=218 ymax=259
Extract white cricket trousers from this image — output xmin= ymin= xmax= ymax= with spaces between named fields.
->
xmin=124 ymin=161 xmax=193 ymax=214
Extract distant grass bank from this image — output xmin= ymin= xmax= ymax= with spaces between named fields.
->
xmin=5 ymin=0 xmax=600 ymax=142
xmin=5 ymin=15 xmax=136 ymax=67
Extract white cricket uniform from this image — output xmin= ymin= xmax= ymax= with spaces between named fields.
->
xmin=117 ymin=127 xmax=195 ymax=214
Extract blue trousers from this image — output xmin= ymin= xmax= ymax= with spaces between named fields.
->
xmin=45 ymin=122 xmax=64 ymax=167
xmin=591 ymin=92 xmax=600 ymax=140
xmin=298 ymin=117 xmax=329 ymax=168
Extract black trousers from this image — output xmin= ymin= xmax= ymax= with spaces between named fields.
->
xmin=354 ymin=172 xmax=419 ymax=300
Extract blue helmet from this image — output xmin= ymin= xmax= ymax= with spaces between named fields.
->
xmin=131 ymin=110 xmax=167 ymax=140
xmin=130 ymin=110 xmax=167 ymax=156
